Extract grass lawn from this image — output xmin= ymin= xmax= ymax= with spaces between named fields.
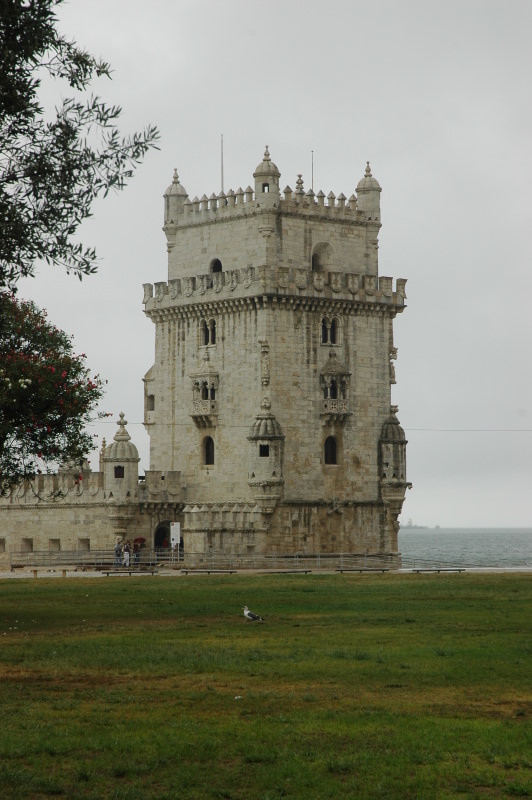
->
xmin=0 ymin=572 xmax=531 ymax=799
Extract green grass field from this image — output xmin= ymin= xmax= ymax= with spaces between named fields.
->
xmin=0 ymin=573 xmax=531 ymax=799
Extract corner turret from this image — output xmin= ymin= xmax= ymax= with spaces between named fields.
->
xmin=163 ymin=169 xmax=188 ymax=232
xmin=103 ymin=413 xmax=140 ymax=501
xmin=253 ymin=146 xmax=281 ymax=208
xmin=356 ymin=161 xmax=381 ymax=221
xmin=248 ymin=397 xmax=285 ymax=509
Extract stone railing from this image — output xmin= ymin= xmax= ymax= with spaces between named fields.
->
xmin=322 ymin=398 xmax=349 ymax=414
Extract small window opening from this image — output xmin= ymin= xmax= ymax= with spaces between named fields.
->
xmin=204 ymin=436 xmax=215 ymax=465
xmin=312 ymin=253 xmax=321 ymax=272
xmin=324 ymin=436 xmax=337 ymax=465
xmin=259 ymin=444 xmax=270 ymax=458
xmin=201 ymin=384 xmax=209 ymax=400
xmin=321 ymin=318 xmax=328 ymax=343
xmin=114 ymin=466 xmax=125 ymax=479
xmin=330 ymin=379 xmax=338 ymax=399
xmin=211 ymin=258 xmax=222 ymax=273
xmin=210 ymin=385 xmax=216 ymax=401
xmin=262 ymin=182 xmax=269 ymax=193
xmin=201 ymin=318 xmax=216 ymax=346
xmin=330 ymin=318 xmax=337 ymax=344
xmin=147 ymin=394 xmax=155 ymax=411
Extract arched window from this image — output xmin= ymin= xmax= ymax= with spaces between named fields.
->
xmin=330 ymin=379 xmax=338 ymax=400
xmin=312 ymin=242 xmax=333 ymax=272
xmin=203 ymin=436 xmax=215 ymax=465
xmin=324 ymin=436 xmax=337 ymax=465
xmin=201 ymin=383 xmax=209 ymax=400
xmin=200 ymin=318 xmax=216 ymax=346
xmin=211 ymin=258 xmax=222 ymax=273
xmin=320 ymin=316 xmax=341 ymax=346
xmin=209 ymin=385 xmax=216 ymax=401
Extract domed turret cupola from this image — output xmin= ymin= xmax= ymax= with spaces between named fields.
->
xmin=103 ymin=413 xmax=140 ymax=500
xmin=247 ymin=398 xmax=285 ymax=501
xmin=356 ymin=161 xmax=381 ymax=221
xmin=253 ymin=146 xmax=281 ymax=207
xmin=164 ymin=168 xmax=188 ymax=233
xmin=379 ymin=405 xmax=407 ymax=484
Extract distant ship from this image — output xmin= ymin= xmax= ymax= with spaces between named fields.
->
xmin=400 ymin=518 xmax=428 ymax=529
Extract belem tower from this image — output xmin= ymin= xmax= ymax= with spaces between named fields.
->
xmin=0 ymin=148 xmax=410 ymax=568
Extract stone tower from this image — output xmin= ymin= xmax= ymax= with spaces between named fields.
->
xmin=142 ymin=148 xmax=410 ymax=564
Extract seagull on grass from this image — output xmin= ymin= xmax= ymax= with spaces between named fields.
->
xmin=243 ymin=605 xmax=264 ymax=622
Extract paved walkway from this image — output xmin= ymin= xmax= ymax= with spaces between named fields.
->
xmin=1 ymin=566 xmax=531 ymax=580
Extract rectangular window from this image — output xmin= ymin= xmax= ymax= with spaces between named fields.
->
xmin=78 ymin=538 xmax=90 ymax=551
xmin=259 ymin=444 xmax=270 ymax=458
xmin=22 ymin=537 xmax=33 ymax=552
xmin=0 ymin=538 xmax=5 ymax=553
xmin=49 ymin=539 xmax=61 ymax=552
xmin=114 ymin=466 xmax=125 ymax=478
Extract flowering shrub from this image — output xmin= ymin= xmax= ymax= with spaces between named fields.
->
xmin=0 ymin=292 xmax=105 ymax=494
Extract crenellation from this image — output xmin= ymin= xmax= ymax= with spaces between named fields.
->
xmin=170 ymin=180 xmax=365 ymax=231
xmin=144 ymin=268 xmax=407 ymax=312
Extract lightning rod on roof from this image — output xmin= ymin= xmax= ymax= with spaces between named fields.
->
xmin=221 ymin=133 xmax=224 ymax=194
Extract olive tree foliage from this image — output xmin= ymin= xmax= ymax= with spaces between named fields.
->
xmin=0 ymin=0 xmax=160 ymax=289
xmin=0 ymin=0 xmax=159 ymax=491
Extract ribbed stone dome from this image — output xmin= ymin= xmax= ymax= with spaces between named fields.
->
xmin=253 ymin=146 xmax=280 ymax=179
xmin=104 ymin=413 xmax=140 ymax=462
xmin=380 ymin=406 xmax=406 ymax=443
xmin=356 ymin=161 xmax=381 ymax=193
xmin=164 ymin=168 xmax=188 ymax=198
xmin=248 ymin=398 xmax=284 ymax=440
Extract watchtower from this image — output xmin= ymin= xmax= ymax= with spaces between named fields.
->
xmin=142 ymin=148 xmax=410 ymax=563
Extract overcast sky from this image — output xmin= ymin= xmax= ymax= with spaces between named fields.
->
xmin=18 ymin=0 xmax=532 ymax=528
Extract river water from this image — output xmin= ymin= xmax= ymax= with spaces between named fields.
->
xmin=399 ymin=528 xmax=532 ymax=569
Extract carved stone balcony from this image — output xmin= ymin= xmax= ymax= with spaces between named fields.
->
xmin=320 ymin=398 xmax=351 ymax=426
xmin=191 ymin=399 xmax=218 ymax=428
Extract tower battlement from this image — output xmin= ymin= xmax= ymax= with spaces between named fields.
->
xmin=143 ymin=269 xmax=406 ymax=312
xmin=167 ymin=184 xmax=377 ymax=227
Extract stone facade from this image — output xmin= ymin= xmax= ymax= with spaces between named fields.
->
xmin=142 ymin=148 xmax=410 ymax=564
xmin=0 ymin=148 xmax=410 ymax=568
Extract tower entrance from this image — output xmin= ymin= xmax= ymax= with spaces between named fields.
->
xmin=154 ymin=522 xmax=170 ymax=550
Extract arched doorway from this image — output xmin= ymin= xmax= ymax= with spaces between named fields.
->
xmin=154 ymin=522 xmax=171 ymax=551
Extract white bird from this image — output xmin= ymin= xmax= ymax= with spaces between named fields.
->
xmin=243 ymin=605 xmax=264 ymax=622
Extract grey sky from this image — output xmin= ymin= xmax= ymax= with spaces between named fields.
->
xmin=19 ymin=0 xmax=532 ymax=527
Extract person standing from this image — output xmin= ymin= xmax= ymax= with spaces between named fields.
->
xmin=123 ymin=541 xmax=130 ymax=568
